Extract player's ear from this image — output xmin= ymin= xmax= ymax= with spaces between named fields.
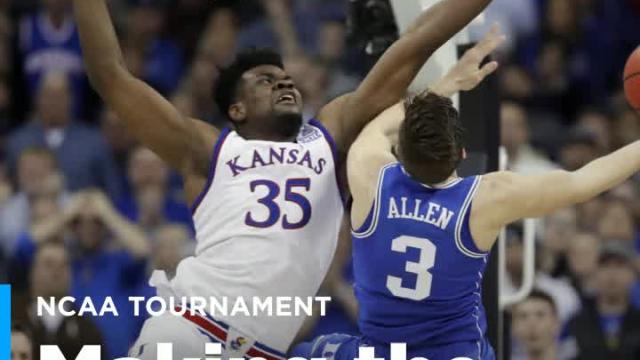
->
xmin=229 ymin=103 xmax=247 ymax=124
xmin=461 ymin=148 xmax=468 ymax=160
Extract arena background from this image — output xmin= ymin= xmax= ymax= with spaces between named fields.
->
xmin=2 ymin=0 xmax=640 ymax=359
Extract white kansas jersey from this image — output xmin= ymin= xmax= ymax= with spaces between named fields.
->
xmin=170 ymin=120 xmax=344 ymax=352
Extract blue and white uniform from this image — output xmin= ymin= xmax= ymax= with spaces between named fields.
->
xmin=293 ymin=163 xmax=494 ymax=360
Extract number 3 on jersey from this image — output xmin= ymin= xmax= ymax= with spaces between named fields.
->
xmin=386 ymin=236 xmax=436 ymax=301
xmin=245 ymin=178 xmax=312 ymax=229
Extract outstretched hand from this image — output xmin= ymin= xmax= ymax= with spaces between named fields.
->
xmin=433 ymin=24 xmax=506 ymax=97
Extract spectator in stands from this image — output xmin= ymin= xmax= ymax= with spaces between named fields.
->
xmin=559 ymin=128 xmax=600 ymax=171
xmin=67 ymin=190 xmax=150 ymax=357
xmin=11 ymin=189 xmax=149 ymax=357
xmin=122 ymin=0 xmax=184 ymax=95
xmin=117 ymin=146 xmax=191 ymax=232
xmin=315 ymin=19 xmax=359 ymax=100
xmin=613 ymin=108 xmax=640 ymax=149
xmin=511 ymin=290 xmax=564 ymax=360
xmin=567 ymin=232 xmax=600 ymax=298
xmin=11 ymin=325 xmax=33 ymax=360
xmin=5 ymin=72 xmax=121 ymax=198
xmin=0 ymin=147 xmax=61 ymax=256
xmin=569 ymin=244 xmax=640 ymax=359
xmin=182 ymin=48 xmax=220 ymax=124
xmin=0 ymin=159 xmax=11 ymax=205
xmin=542 ymin=207 xmax=577 ymax=274
xmin=9 ymin=171 xmax=65 ymax=290
xmin=501 ymin=101 xmax=557 ymax=174
xmin=197 ymin=7 xmax=239 ymax=67
xmin=18 ymin=0 xmax=87 ymax=116
xmin=503 ymin=227 xmax=581 ymax=328
xmin=151 ymin=223 xmax=191 ymax=278
xmin=100 ymin=109 xmax=138 ymax=193
xmin=12 ymin=243 xmax=105 ymax=359
xmin=0 ymin=78 xmax=12 ymax=134
xmin=499 ymin=65 xmax=535 ymax=103
xmin=576 ymin=108 xmax=613 ymax=153
xmin=597 ymin=199 xmax=637 ymax=245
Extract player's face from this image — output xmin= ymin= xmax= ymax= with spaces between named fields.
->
xmin=236 ymin=65 xmax=303 ymax=135
xmin=512 ymin=299 xmax=559 ymax=353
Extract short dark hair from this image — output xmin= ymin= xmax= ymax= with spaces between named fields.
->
xmin=399 ymin=92 xmax=464 ymax=184
xmin=214 ymin=48 xmax=284 ymax=118
xmin=519 ymin=289 xmax=558 ymax=316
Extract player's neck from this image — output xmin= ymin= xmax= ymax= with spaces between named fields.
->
xmin=528 ymin=345 xmax=557 ymax=360
xmin=236 ymin=128 xmax=298 ymax=143
xmin=433 ymin=172 xmax=460 ymax=186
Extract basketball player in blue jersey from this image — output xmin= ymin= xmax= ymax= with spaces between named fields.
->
xmin=72 ymin=0 xmax=494 ymax=358
xmin=295 ymin=24 xmax=640 ymax=360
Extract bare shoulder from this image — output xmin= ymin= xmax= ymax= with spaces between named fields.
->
xmin=182 ymin=118 xmax=223 ymax=205
xmin=469 ymin=171 xmax=524 ymax=250
xmin=316 ymin=94 xmax=353 ymax=152
xmin=476 ymin=171 xmax=525 ymax=202
xmin=189 ymin=117 xmax=221 ymax=150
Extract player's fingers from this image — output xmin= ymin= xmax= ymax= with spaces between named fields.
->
xmin=478 ymin=61 xmax=499 ymax=79
xmin=476 ymin=23 xmax=506 ymax=57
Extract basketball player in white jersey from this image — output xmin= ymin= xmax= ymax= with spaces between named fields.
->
xmin=72 ymin=0 xmax=493 ymax=357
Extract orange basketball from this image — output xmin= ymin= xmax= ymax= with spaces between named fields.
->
xmin=624 ymin=47 xmax=640 ymax=110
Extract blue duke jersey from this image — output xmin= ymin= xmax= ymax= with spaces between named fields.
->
xmin=351 ymin=163 xmax=493 ymax=359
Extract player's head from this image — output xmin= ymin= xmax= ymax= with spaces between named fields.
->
xmin=511 ymin=289 xmax=560 ymax=356
xmin=215 ymin=48 xmax=303 ymax=139
xmin=398 ymin=92 xmax=465 ymax=185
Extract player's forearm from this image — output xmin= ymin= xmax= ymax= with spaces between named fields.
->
xmin=387 ymin=0 xmax=491 ymax=97
xmin=72 ymin=0 xmax=126 ymax=90
xmin=402 ymin=0 xmax=491 ymax=63
xmin=347 ymin=0 xmax=491 ymax=128
xmin=571 ymin=140 xmax=640 ymax=201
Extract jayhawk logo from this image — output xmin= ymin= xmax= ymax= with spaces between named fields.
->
xmin=230 ymin=336 xmax=248 ymax=350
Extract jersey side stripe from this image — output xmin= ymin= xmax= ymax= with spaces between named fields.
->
xmin=190 ymin=127 xmax=232 ymax=216
xmin=308 ymin=119 xmax=346 ymax=203
xmin=454 ymin=176 xmax=487 ymax=258
xmin=352 ymin=163 xmax=396 ymax=239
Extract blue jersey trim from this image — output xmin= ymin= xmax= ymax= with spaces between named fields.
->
xmin=190 ymin=127 xmax=231 ymax=215
xmin=352 ymin=163 xmax=397 ymax=238
xmin=454 ymin=176 xmax=488 ymax=258
xmin=308 ymin=119 xmax=346 ymax=204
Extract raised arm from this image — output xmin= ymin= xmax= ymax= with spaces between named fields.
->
xmin=319 ymin=0 xmax=492 ymax=154
xmin=348 ymin=27 xmax=503 ymax=228
xmin=72 ymin=0 xmax=216 ymax=174
xmin=477 ymin=141 xmax=640 ymax=227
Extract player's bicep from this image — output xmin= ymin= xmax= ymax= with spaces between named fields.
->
xmin=317 ymin=93 xmax=352 ymax=154
xmin=489 ymin=171 xmax=579 ymax=225
xmin=347 ymin=132 xmax=396 ymax=229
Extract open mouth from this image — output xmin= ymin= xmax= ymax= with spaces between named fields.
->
xmin=276 ymin=93 xmax=297 ymax=105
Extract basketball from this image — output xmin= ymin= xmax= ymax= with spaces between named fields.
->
xmin=624 ymin=47 xmax=640 ymax=110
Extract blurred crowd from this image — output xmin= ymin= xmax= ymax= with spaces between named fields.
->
xmin=2 ymin=0 xmax=640 ymax=359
